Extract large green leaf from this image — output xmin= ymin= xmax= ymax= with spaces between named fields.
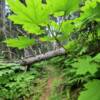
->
xmin=82 ymin=0 xmax=100 ymax=21
xmin=50 ymin=21 xmax=59 ymax=31
xmin=39 ymin=36 xmax=55 ymax=42
xmin=4 ymin=36 xmax=35 ymax=49
xmin=46 ymin=0 xmax=80 ymax=15
xmin=78 ymin=80 xmax=100 ymax=100
xmin=64 ymin=40 xmax=78 ymax=52
xmin=75 ymin=0 xmax=100 ymax=27
xmin=61 ymin=20 xmax=75 ymax=38
xmin=7 ymin=0 xmax=49 ymax=34
xmin=92 ymin=53 xmax=100 ymax=62
xmin=71 ymin=56 xmax=99 ymax=75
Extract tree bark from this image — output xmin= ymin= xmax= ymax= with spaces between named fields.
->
xmin=21 ymin=48 xmax=66 ymax=66
xmin=0 ymin=0 xmax=12 ymax=59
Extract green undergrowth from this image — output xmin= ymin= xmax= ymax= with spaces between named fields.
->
xmin=0 ymin=57 xmax=64 ymax=100
xmin=0 ymin=53 xmax=100 ymax=100
xmin=0 ymin=57 xmax=42 ymax=99
xmin=3 ymin=0 xmax=100 ymax=99
xmin=32 ymin=54 xmax=100 ymax=100
xmin=0 ymin=56 xmax=71 ymax=100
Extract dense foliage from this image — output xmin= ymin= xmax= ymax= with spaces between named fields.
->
xmin=0 ymin=58 xmax=35 ymax=99
xmin=0 ymin=0 xmax=100 ymax=99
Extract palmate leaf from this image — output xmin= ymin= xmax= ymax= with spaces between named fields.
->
xmin=82 ymin=0 xmax=100 ymax=22
xmin=64 ymin=40 xmax=78 ymax=52
xmin=75 ymin=0 xmax=100 ymax=27
xmin=4 ymin=36 xmax=35 ymax=49
xmin=46 ymin=0 xmax=80 ymax=15
xmin=40 ymin=36 xmax=55 ymax=42
xmin=61 ymin=20 xmax=75 ymax=38
xmin=50 ymin=21 xmax=59 ymax=31
xmin=71 ymin=56 xmax=99 ymax=75
xmin=78 ymin=80 xmax=100 ymax=100
xmin=7 ymin=0 xmax=49 ymax=34
xmin=93 ymin=53 xmax=100 ymax=62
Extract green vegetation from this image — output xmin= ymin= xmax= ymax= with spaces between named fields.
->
xmin=0 ymin=0 xmax=100 ymax=99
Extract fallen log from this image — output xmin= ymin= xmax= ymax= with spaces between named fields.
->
xmin=21 ymin=48 xmax=66 ymax=66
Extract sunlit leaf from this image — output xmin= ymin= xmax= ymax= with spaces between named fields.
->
xmin=78 ymin=80 xmax=100 ymax=100
xmin=92 ymin=53 xmax=100 ymax=62
xmin=61 ymin=20 xmax=75 ymax=38
xmin=46 ymin=0 xmax=80 ymax=15
xmin=4 ymin=36 xmax=35 ymax=49
xmin=71 ymin=56 xmax=99 ymax=75
xmin=7 ymin=0 xmax=49 ymax=34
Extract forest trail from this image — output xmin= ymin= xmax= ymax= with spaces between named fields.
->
xmin=40 ymin=77 xmax=54 ymax=100
xmin=40 ymin=66 xmax=62 ymax=100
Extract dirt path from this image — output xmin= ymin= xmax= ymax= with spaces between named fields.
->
xmin=40 ymin=77 xmax=53 ymax=100
xmin=40 ymin=66 xmax=60 ymax=100
xmin=40 ymin=76 xmax=63 ymax=100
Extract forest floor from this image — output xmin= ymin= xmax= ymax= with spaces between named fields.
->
xmin=0 ymin=57 xmax=79 ymax=100
xmin=40 ymin=66 xmax=62 ymax=100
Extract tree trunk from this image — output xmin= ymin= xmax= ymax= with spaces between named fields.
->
xmin=21 ymin=48 xmax=66 ymax=66
xmin=0 ymin=0 xmax=12 ymax=59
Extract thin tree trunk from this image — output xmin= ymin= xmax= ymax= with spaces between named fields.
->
xmin=0 ymin=0 xmax=12 ymax=59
